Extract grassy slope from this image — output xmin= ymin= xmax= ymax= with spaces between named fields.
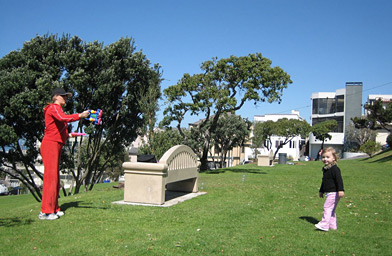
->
xmin=0 ymin=150 xmax=391 ymax=256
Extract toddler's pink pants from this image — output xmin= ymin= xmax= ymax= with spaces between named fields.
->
xmin=317 ymin=192 xmax=340 ymax=230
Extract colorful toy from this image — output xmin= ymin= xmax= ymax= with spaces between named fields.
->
xmin=70 ymin=132 xmax=86 ymax=137
xmin=86 ymin=109 xmax=102 ymax=125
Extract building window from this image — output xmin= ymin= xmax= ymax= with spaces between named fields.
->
xmin=312 ymin=99 xmax=319 ymax=114
xmin=265 ymin=140 xmax=271 ymax=149
xmin=336 ymin=95 xmax=344 ymax=112
xmin=313 ymin=96 xmax=344 ymax=114
xmin=275 ymin=140 xmax=284 ymax=148
xmin=313 ymin=98 xmax=336 ymax=114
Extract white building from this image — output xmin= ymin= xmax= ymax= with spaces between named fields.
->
xmin=247 ymin=110 xmax=306 ymax=161
xmin=309 ymin=82 xmax=363 ymax=158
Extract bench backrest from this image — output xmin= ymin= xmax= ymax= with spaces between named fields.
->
xmin=159 ymin=145 xmax=199 ymax=183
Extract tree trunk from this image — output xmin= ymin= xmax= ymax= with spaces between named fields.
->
xmin=273 ymin=145 xmax=283 ymax=161
xmin=199 ymin=148 xmax=209 ymax=171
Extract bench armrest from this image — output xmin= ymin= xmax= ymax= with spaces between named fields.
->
xmin=122 ymin=162 xmax=168 ymax=173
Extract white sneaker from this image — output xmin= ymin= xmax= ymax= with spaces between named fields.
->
xmin=315 ymin=223 xmax=328 ymax=231
xmin=56 ymin=211 xmax=65 ymax=217
xmin=38 ymin=212 xmax=59 ymax=220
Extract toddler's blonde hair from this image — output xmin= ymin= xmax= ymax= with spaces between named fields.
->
xmin=322 ymin=147 xmax=339 ymax=164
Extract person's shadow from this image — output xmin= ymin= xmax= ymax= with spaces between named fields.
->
xmin=60 ymin=201 xmax=108 ymax=211
xmin=299 ymin=216 xmax=318 ymax=224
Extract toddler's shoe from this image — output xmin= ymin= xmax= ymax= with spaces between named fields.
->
xmin=315 ymin=223 xmax=328 ymax=231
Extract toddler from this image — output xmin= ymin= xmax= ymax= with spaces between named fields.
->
xmin=315 ymin=147 xmax=344 ymax=231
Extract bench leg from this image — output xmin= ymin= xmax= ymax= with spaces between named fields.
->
xmin=166 ymin=177 xmax=198 ymax=193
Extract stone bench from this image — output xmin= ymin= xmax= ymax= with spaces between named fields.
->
xmin=122 ymin=145 xmax=200 ymax=205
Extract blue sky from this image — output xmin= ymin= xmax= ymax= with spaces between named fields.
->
xmin=1 ymin=0 xmax=391 ymax=124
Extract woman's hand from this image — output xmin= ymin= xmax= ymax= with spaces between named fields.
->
xmin=79 ymin=110 xmax=90 ymax=119
xmin=338 ymin=191 xmax=345 ymax=198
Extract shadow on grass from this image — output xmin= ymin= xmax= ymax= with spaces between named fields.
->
xmin=60 ymin=201 xmax=109 ymax=211
xmin=368 ymin=154 xmax=392 ymax=163
xmin=203 ymin=170 xmax=226 ymax=174
xmin=203 ymin=168 xmax=268 ymax=175
xmin=0 ymin=217 xmax=34 ymax=227
xmin=360 ymin=149 xmax=392 ymax=163
xmin=299 ymin=216 xmax=318 ymax=225
xmin=228 ymin=168 xmax=268 ymax=174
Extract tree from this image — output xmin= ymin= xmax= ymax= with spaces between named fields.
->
xmin=0 ymin=34 xmax=161 ymax=200
xmin=139 ymin=128 xmax=185 ymax=160
xmin=352 ymin=99 xmax=392 ymax=132
xmin=62 ymin=36 xmax=162 ymax=193
xmin=270 ymin=118 xmax=311 ymax=160
xmin=344 ymin=123 xmax=377 ymax=152
xmin=252 ymin=120 xmax=275 ymax=159
xmin=104 ymin=150 xmax=130 ymax=182
xmin=311 ymin=120 xmax=338 ymax=150
xmin=162 ymin=53 xmax=292 ymax=171
xmin=137 ymin=72 xmax=162 ymax=144
xmin=0 ymin=35 xmax=69 ymax=201
xmin=253 ymin=118 xmax=311 ymax=160
xmin=212 ymin=114 xmax=251 ymax=168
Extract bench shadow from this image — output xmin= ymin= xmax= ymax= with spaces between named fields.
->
xmin=0 ymin=217 xmax=34 ymax=227
xmin=299 ymin=216 xmax=319 ymax=225
xmin=165 ymin=191 xmax=189 ymax=201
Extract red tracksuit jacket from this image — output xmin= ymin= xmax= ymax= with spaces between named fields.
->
xmin=42 ymin=104 xmax=80 ymax=144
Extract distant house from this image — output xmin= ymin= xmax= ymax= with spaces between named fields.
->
xmin=248 ymin=110 xmax=306 ymax=161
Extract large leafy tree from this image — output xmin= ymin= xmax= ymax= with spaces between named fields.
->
xmin=0 ymin=35 xmax=161 ymax=200
xmin=0 ymin=35 xmax=69 ymax=201
xmin=163 ymin=53 xmax=292 ymax=171
xmin=63 ymin=37 xmax=162 ymax=193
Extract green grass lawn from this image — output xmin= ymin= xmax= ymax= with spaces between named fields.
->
xmin=1 ymin=150 xmax=391 ymax=256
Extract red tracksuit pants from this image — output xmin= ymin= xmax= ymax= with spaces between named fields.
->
xmin=40 ymin=140 xmax=63 ymax=214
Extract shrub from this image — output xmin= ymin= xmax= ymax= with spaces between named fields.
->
xmin=360 ymin=140 xmax=381 ymax=157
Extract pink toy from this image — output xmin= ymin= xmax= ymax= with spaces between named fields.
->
xmin=70 ymin=132 xmax=86 ymax=137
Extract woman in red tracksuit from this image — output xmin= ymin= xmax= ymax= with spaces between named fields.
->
xmin=39 ymin=88 xmax=89 ymax=220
